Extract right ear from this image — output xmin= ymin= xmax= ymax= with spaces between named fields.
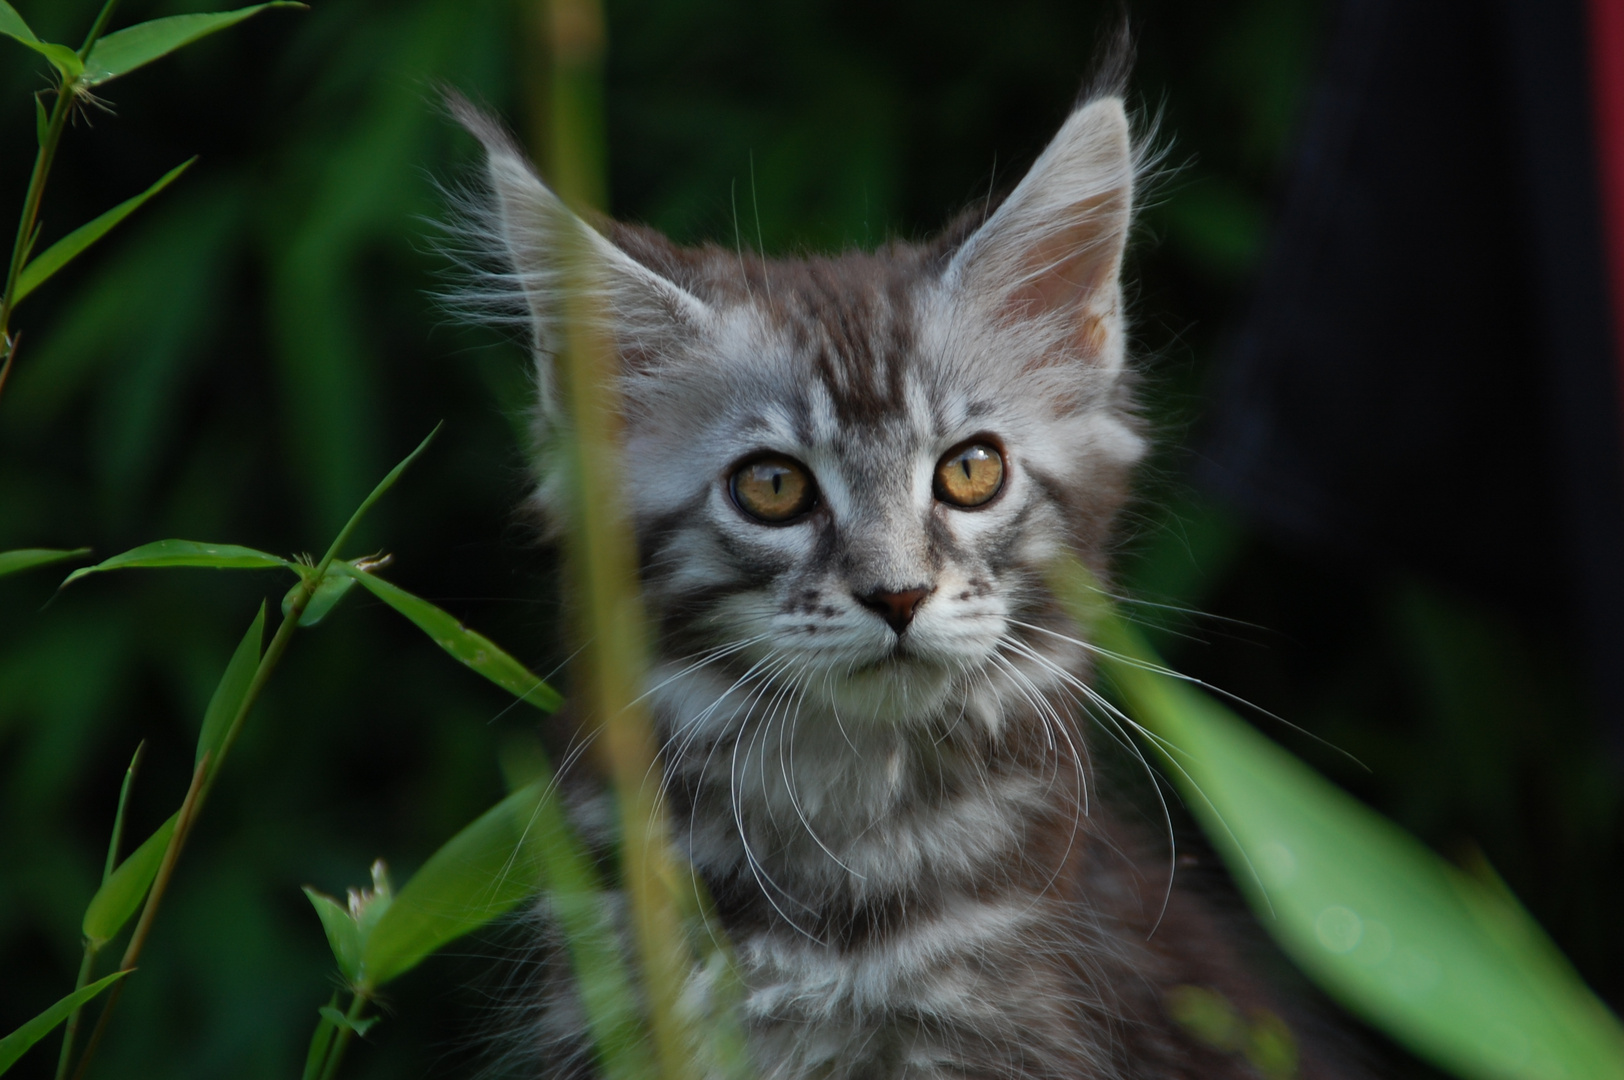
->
xmin=450 ymin=96 xmax=711 ymax=413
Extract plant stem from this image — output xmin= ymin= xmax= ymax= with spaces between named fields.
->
xmin=71 ymin=578 xmax=323 ymax=1079
xmin=315 ymin=992 xmax=370 ymax=1080
xmin=0 ymin=80 xmax=76 ymax=397
xmin=52 ymin=945 xmax=99 ymax=1080
xmin=546 ymin=3 xmax=696 ymax=1079
xmin=79 ymin=0 xmax=124 ymax=57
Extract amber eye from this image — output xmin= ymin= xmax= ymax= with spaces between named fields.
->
xmin=730 ymin=455 xmax=817 ymax=523
xmin=934 ymin=441 xmax=1004 ymax=507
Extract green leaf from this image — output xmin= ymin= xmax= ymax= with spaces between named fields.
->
xmin=336 ymin=564 xmax=562 ymax=712
xmin=82 ymin=3 xmax=306 ymax=85
xmin=103 ymin=741 xmax=145 ymax=881
xmin=316 ymin=424 xmax=442 ymax=570
xmin=317 ymin=1006 xmax=377 ymax=1037
xmin=0 ymin=971 xmax=128 ymax=1075
xmin=196 ymin=603 xmax=265 ymax=774
xmin=282 ymin=567 xmax=358 ymax=627
xmin=0 ymin=2 xmax=85 ymax=78
xmin=62 ymin=539 xmax=293 ymax=587
xmin=14 ymin=158 xmax=195 ymax=305
xmin=82 ymin=813 xmax=177 ymax=946
xmin=33 ymin=92 xmax=46 ymax=148
xmin=361 ymin=779 xmax=552 ymax=987
xmin=0 ymin=547 xmax=90 ymax=578
xmin=1051 ymin=557 xmax=1624 ymax=1080
xmin=303 ymin=889 xmax=364 ymax=985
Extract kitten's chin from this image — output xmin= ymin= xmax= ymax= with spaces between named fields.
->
xmin=809 ymin=653 xmax=958 ymax=726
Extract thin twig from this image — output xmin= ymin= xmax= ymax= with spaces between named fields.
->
xmin=71 ymin=752 xmax=210 ymax=1080
xmin=315 ymin=992 xmax=371 ymax=1080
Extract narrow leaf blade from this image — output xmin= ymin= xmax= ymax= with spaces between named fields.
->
xmin=317 ymin=1005 xmax=377 ymax=1037
xmin=14 ymin=159 xmax=195 ymax=305
xmin=316 ymin=424 xmax=442 ymax=569
xmin=0 ymin=971 xmax=129 ymax=1074
xmin=337 ymin=565 xmax=561 ymax=712
xmin=82 ymin=3 xmax=305 ymax=84
xmin=0 ymin=3 xmax=84 ymax=77
xmin=196 ymin=603 xmax=265 ymax=773
xmin=303 ymin=889 xmax=364 ymax=984
xmin=1050 ymin=557 xmax=1624 ymax=1080
xmin=0 ymin=548 xmax=90 ymax=578
xmin=361 ymin=780 xmax=551 ymax=987
xmin=282 ymin=569 xmax=357 ymax=627
xmin=62 ymin=540 xmax=292 ymax=587
xmin=82 ymin=813 xmax=178 ymax=945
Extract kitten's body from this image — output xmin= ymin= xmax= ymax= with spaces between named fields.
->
xmin=455 ymin=79 xmax=1357 ymax=1080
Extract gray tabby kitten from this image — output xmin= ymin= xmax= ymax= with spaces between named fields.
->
xmin=454 ymin=78 xmax=1357 ymax=1080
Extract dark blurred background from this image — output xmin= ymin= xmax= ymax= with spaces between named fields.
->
xmin=2 ymin=0 xmax=1620 ymax=1077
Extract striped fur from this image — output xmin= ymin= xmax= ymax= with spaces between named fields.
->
xmin=453 ymin=91 xmax=1358 ymax=1080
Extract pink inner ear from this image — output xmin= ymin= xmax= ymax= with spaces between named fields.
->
xmin=996 ymin=189 xmax=1128 ymax=367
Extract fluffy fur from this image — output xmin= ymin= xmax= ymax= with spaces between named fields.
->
xmin=450 ymin=86 xmax=1358 ymax=1080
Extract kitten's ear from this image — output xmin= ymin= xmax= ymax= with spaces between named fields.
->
xmin=451 ymin=97 xmax=709 ymax=406
xmin=946 ymin=97 xmax=1135 ymax=370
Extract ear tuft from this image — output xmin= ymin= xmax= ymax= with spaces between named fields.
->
xmin=947 ymin=96 xmax=1136 ymax=371
xmin=445 ymin=93 xmax=711 ymax=414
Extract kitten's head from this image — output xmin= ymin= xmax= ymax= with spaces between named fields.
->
xmin=457 ymin=94 xmax=1144 ymax=736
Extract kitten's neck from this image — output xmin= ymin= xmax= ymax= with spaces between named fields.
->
xmin=661 ymin=670 xmax=1087 ymax=943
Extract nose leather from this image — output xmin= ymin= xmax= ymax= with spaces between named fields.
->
xmin=857 ymin=587 xmax=931 ymax=635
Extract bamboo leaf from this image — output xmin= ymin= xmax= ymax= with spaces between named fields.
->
xmin=103 ymin=742 xmax=145 ymax=881
xmin=82 ymin=3 xmax=305 ymax=85
xmin=1050 ymin=556 xmax=1624 ymax=1080
xmin=317 ymin=1006 xmax=377 ymax=1037
xmin=336 ymin=564 xmax=562 ymax=712
xmin=316 ymin=424 xmax=442 ymax=570
xmin=281 ymin=568 xmax=357 ymax=627
xmin=0 ymin=971 xmax=128 ymax=1075
xmin=33 ymin=92 xmax=46 ymax=148
xmin=62 ymin=540 xmax=294 ymax=587
xmin=196 ymin=603 xmax=265 ymax=774
xmin=0 ymin=3 xmax=84 ymax=78
xmin=0 ymin=548 xmax=90 ymax=578
xmin=14 ymin=159 xmax=195 ymax=305
xmin=360 ymin=779 xmax=552 ymax=988
xmin=303 ymin=889 xmax=364 ymax=985
xmin=82 ymin=813 xmax=177 ymax=946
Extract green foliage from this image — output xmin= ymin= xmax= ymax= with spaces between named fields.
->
xmin=81 ymin=4 xmax=306 ymax=85
xmin=81 ymin=814 xmax=176 ymax=948
xmin=14 ymin=159 xmax=194 ymax=306
xmin=0 ymin=973 xmax=126 ymax=1076
xmin=0 ymin=3 xmax=83 ymax=78
xmin=0 ymin=548 xmax=88 ymax=578
xmin=1054 ymin=557 xmax=1624 ymax=1080
xmin=354 ymin=781 xmax=547 ymax=987
xmin=194 ymin=604 xmax=264 ymax=774
xmin=63 ymin=541 xmax=292 ymax=583
xmin=337 ymin=564 xmax=565 ymax=712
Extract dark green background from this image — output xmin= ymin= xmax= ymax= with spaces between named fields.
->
xmin=1 ymin=1 xmax=1616 ymax=1077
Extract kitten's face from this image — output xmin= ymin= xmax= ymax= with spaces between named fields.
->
xmin=465 ymin=95 xmax=1142 ymax=736
xmin=613 ymin=255 xmax=1139 ymax=727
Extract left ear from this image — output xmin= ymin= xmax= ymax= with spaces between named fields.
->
xmin=946 ymin=97 xmax=1135 ymax=370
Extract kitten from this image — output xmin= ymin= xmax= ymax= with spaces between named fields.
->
xmin=452 ymin=76 xmax=1359 ymax=1080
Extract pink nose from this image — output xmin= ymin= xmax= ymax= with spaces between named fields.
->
xmin=857 ymin=587 xmax=930 ymax=635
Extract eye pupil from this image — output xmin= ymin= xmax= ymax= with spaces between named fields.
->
xmin=731 ymin=455 xmax=816 ymax=523
xmin=934 ymin=440 xmax=1004 ymax=508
